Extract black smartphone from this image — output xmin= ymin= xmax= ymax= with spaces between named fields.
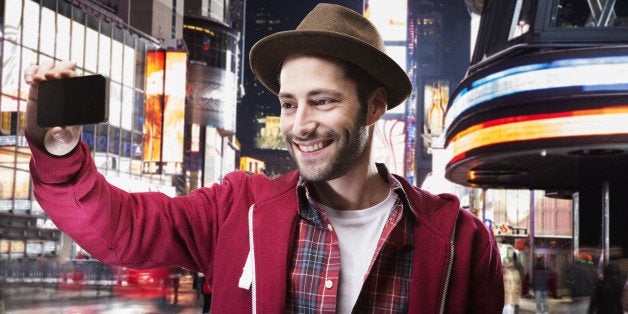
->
xmin=37 ymin=74 xmax=110 ymax=127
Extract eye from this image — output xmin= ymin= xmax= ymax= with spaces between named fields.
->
xmin=281 ymin=101 xmax=296 ymax=110
xmin=315 ymin=98 xmax=335 ymax=106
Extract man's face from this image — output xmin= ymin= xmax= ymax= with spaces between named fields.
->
xmin=278 ymin=55 xmax=370 ymax=182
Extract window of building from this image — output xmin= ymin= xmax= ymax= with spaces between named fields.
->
xmin=109 ymin=81 xmax=121 ymax=127
xmin=98 ymin=23 xmax=112 ymax=77
xmin=40 ymin=6 xmax=55 ymax=57
xmin=85 ymin=26 xmax=98 ymax=72
xmin=4 ymin=0 xmax=22 ymax=43
xmin=111 ymin=38 xmax=123 ymax=83
xmin=551 ymin=0 xmax=628 ymax=28
xmin=70 ymin=9 xmax=86 ymax=67
xmin=23 ymin=0 xmax=39 ymax=50
xmin=56 ymin=10 xmax=71 ymax=60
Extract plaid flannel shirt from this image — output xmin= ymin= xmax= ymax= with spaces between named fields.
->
xmin=286 ymin=164 xmax=417 ymax=313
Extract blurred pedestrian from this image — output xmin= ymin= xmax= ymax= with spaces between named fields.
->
xmin=201 ymin=275 xmax=212 ymax=314
xmin=192 ymin=272 xmax=201 ymax=300
xmin=588 ymin=261 xmax=624 ymax=314
xmin=512 ymin=252 xmax=525 ymax=287
xmin=169 ymin=268 xmax=182 ymax=304
xmin=503 ymin=259 xmax=522 ymax=314
xmin=532 ymin=257 xmax=549 ymax=314
xmin=566 ymin=254 xmax=597 ymax=304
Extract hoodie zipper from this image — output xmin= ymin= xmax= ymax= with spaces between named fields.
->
xmin=439 ymin=215 xmax=458 ymax=314
xmin=237 ymin=204 xmax=257 ymax=313
xmin=248 ymin=205 xmax=257 ymax=314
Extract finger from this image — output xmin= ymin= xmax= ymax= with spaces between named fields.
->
xmin=43 ymin=60 xmax=77 ymax=80
xmin=29 ymin=61 xmax=55 ymax=84
xmin=57 ymin=60 xmax=77 ymax=72
xmin=49 ymin=126 xmax=81 ymax=142
xmin=23 ymin=63 xmax=40 ymax=85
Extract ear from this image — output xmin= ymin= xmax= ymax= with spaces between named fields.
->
xmin=366 ymin=87 xmax=387 ymax=126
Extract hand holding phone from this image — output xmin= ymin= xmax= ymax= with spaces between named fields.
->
xmin=37 ymin=74 xmax=109 ymax=127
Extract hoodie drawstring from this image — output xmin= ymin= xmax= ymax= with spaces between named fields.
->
xmin=238 ymin=204 xmax=256 ymax=313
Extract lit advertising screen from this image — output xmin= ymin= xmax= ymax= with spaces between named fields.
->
xmin=254 ymin=116 xmax=285 ymax=150
xmin=143 ymin=50 xmax=165 ymax=173
xmin=424 ymin=79 xmax=450 ymax=138
xmin=187 ymin=64 xmax=238 ymax=133
xmin=445 ymin=55 xmax=628 ymax=134
xmin=364 ymin=0 xmax=407 ymax=41
xmin=422 ymin=79 xmax=450 ymax=157
xmin=372 ymin=118 xmax=406 ymax=177
xmin=142 ymin=50 xmax=187 ymax=174
xmin=162 ymin=51 xmax=187 ymax=174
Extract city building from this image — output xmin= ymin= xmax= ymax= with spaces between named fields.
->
xmin=0 ymin=0 xmax=161 ymax=259
xmin=0 ymin=0 xmax=245 ymax=260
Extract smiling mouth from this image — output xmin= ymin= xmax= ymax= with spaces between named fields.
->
xmin=297 ymin=140 xmax=331 ymax=153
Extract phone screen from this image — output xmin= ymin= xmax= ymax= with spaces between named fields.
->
xmin=37 ymin=74 xmax=109 ymax=127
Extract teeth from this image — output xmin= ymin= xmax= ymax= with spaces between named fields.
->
xmin=300 ymin=142 xmax=324 ymax=152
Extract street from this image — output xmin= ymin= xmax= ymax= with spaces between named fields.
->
xmin=2 ymin=278 xmax=207 ymax=314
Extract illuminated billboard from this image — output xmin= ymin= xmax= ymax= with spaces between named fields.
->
xmin=445 ymin=55 xmax=628 ymax=134
xmin=449 ymin=106 xmax=628 ymax=165
xmin=240 ymin=156 xmax=265 ymax=174
xmin=372 ymin=118 xmax=406 ymax=177
xmin=254 ymin=116 xmax=285 ymax=150
xmin=364 ymin=0 xmax=407 ymax=41
xmin=423 ymin=79 xmax=450 ymax=137
xmin=186 ymin=64 xmax=238 ymax=133
xmin=143 ymin=50 xmax=165 ymax=173
xmin=162 ymin=51 xmax=187 ymax=173
xmin=142 ymin=51 xmax=187 ymax=174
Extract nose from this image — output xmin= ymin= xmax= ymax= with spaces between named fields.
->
xmin=292 ymin=105 xmax=316 ymax=138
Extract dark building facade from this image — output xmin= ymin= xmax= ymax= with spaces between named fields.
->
xmin=409 ymin=0 xmax=471 ymax=186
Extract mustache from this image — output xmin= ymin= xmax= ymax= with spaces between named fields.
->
xmin=285 ymin=132 xmax=316 ymax=142
xmin=284 ymin=130 xmax=337 ymax=143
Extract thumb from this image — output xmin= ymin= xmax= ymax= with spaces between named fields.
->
xmin=44 ymin=126 xmax=83 ymax=156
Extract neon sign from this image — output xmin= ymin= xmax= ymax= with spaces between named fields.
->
xmin=445 ymin=55 xmax=628 ymax=132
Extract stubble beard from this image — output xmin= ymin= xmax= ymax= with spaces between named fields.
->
xmin=285 ymin=125 xmax=370 ymax=182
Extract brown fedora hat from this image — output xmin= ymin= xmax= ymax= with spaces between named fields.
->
xmin=249 ymin=3 xmax=412 ymax=109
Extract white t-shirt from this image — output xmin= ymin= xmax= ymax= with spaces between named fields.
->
xmin=323 ymin=189 xmax=396 ymax=313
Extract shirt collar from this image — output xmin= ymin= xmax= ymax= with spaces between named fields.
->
xmin=296 ymin=163 xmax=419 ymax=224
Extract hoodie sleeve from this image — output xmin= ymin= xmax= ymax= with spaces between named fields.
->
xmin=28 ymin=136 xmax=246 ymax=272
xmin=459 ymin=210 xmax=504 ymax=313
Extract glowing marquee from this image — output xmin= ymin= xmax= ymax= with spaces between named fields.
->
xmin=445 ymin=55 xmax=628 ymax=131
xmin=448 ymin=106 xmax=628 ymax=164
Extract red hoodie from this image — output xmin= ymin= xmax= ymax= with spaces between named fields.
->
xmin=29 ymin=139 xmax=503 ymax=313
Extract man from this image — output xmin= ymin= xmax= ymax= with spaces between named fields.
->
xmin=24 ymin=3 xmax=503 ymax=313
xmin=502 ymin=259 xmax=522 ymax=314
xmin=532 ymin=258 xmax=550 ymax=314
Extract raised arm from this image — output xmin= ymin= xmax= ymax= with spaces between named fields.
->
xmin=24 ymin=61 xmax=223 ymax=273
